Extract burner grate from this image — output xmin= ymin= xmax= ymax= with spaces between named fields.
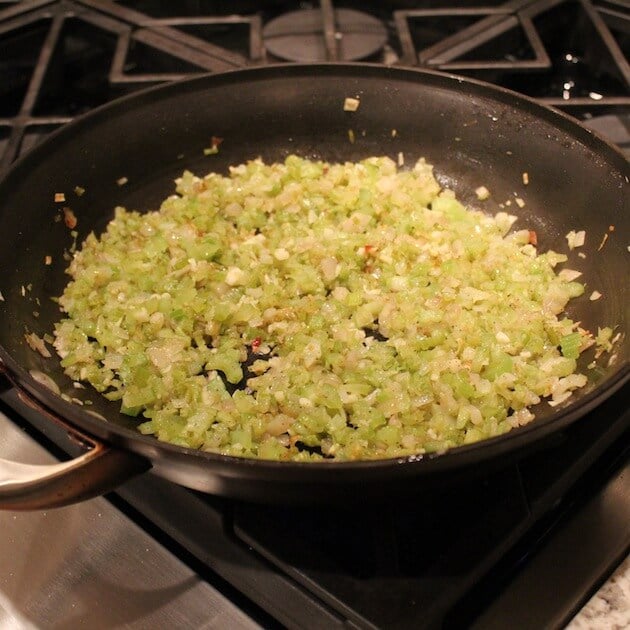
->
xmin=0 ymin=0 xmax=255 ymax=169
xmin=394 ymin=0 xmax=629 ymax=111
xmin=395 ymin=6 xmax=551 ymax=70
xmin=0 ymin=0 xmax=628 ymax=169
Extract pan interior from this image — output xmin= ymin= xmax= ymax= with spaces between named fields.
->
xmin=0 ymin=65 xmax=627 ymax=460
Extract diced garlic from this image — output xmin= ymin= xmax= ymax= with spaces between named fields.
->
xmin=273 ymin=248 xmax=290 ymax=261
xmin=343 ymin=97 xmax=360 ymax=112
xmin=475 ymin=186 xmax=490 ymax=200
xmin=558 ymin=269 xmax=582 ymax=282
xmin=495 ymin=331 xmax=510 ymax=343
xmin=225 ymin=266 xmax=246 ymax=286
xmin=566 ymin=229 xmax=586 ymax=249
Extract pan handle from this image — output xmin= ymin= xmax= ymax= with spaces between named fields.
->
xmin=0 ymin=372 xmax=150 ymax=511
xmin=0 ymin=443 xmax=150 ymax=511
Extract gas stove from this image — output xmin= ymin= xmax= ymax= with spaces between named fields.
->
xmin=1 ymin=0 xmax=629 ymax=169
xmin=0 ymin=2 xmax=628 ymax=629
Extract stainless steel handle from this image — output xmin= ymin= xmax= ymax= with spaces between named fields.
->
xmin=0 ymin=443 xmax=149 ymax=510
xmin=0 ymin=367 xmax=150 ymax=510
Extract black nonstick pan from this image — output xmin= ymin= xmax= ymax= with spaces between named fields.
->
xmin=0 ymin=64 xmax=627 ymax=509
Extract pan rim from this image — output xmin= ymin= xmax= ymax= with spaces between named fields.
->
xmin=3 ymin=62 xmax=629 ymax=176
xmin=0 ymin=62 xmax=628 ymax=474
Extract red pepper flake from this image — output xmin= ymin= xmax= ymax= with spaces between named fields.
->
xmin=528 ymin=230 xmax=538 ymax=246
xmin=63 ymin=208 xmax=77 ymax=229
xmin=54 ymin=192 xmax=66 ymax=203
xmin=63 ymin=207 xmax=77 ymax=229
xmin=204 ymin=136 xmax=223 ymax=156
xmin=251 ymin=337 xmax=262 ymax=352
xmin=364 ymin=244 xmax=375 ymax=254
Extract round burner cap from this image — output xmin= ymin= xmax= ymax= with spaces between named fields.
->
xmin=263 ymin=8 xmax=388 ymax=62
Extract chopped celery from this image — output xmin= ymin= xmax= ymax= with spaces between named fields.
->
xmin=52 ymin=155 xmax=602 ymax=462
xmin=559 ymin=332 xmax=582 ymax=359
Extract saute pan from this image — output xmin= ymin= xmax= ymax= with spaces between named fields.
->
xmin=0 ymin=64 xmax=627 ymax=509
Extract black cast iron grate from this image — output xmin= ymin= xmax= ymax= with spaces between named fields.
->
xmin=0 ymin=0 xmax=628 ymax=169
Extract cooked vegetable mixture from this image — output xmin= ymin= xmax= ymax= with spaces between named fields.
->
xmin=53 ymin=156 xmax=597 ymax=461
